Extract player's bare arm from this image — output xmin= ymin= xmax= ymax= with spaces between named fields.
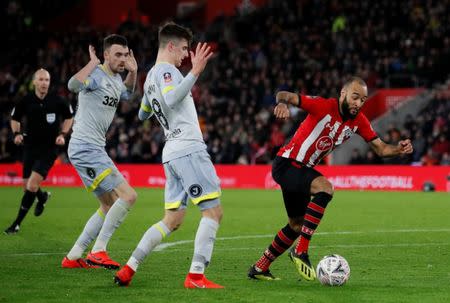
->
xmin=123 ymin=49 xmax=137 ymax=92
xmin=72 ymin=45 xmax=100 ymax=83
xmin=190 ymin=42 xmax=213 ymax=77
xmin=368 ymin=138 xmax=413 ymax=157
xmin=274 ymin=91 xmax=299 ymax=120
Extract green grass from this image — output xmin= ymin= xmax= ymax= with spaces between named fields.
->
xmin=0 ymin=187 xmax=449 ymax=303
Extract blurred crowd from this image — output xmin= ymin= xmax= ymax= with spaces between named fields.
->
xmin=0 ymin=0 xmax=449 ymax=165
xmin=349 ymin=88 xmax=450 ymax=166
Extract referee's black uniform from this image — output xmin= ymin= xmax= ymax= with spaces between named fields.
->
xmin=5 ymin=92 xmax=73 ymax=235
xmin=12 ymin=92 xmax=73 ymax=179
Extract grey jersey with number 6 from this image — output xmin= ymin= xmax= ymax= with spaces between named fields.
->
xmin=142 ymin=62 xmax=206 ymax=162
xmin=70 ymin=65 xmax=130 ymax=146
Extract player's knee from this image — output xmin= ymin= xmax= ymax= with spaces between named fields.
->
xmin=324 ymin=185 xmax=334 ymax=196
xmin=204 ymin=204 xmax=223 ymax=223
xmin=123 ymin=188 xmax=138 ymax=205
xmin=26 ymin=182 xmax=39 ymax=192
xmin=316 ymin=182 xmax=334 ymax=196
xmin=100 ymin=204 xmax=111 ymax=214
xmin=163 ymin=213 xmax=185 ymax=232
xmin=216 ymin=207 xmax=223 ymax=222
xmin=312 ymin=177 xmax=334 ymax=196
xmin=166 ymin=219 xmax=183 ymax=232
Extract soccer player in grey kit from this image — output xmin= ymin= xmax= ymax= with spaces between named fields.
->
xmin=61 ymin=34 xmax=138 ymax=269
xmin=114 ymin=22 xmax=224 ymax=288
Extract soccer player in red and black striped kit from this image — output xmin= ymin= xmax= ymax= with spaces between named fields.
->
xmin=248 ymin=77 xmax=413 ymax=281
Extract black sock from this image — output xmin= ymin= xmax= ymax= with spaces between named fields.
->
xmin=12 ymin=190 xmax=37 ymax=226
xmin=36 ymin=188 xmax=46 ymax=203
xmin=295 ymin=192 xmax=333 ymax=253
xmin=255 ymin=224 xmax=301 ymax=271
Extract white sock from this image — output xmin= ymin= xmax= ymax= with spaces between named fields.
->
xmin=127 ymin=221 xmax=171 ymax=271
xmin=189 ymin=217 xmax=219 ymax=274
xmin=67 ymin=209 xmax=105 ymax=260
xmin=92 ymin=198 xmax=130 ymax=253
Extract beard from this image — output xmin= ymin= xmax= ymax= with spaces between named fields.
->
xmin=341 ymin=96 xmax=358 ymax=119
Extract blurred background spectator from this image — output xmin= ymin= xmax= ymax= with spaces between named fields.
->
xmin=0 ymin=0 xmax=449 ymax=165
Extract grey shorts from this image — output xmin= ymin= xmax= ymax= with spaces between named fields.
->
xmin=164 ymin=149 xmax=221 ymax=210
xmin=68 ymin=140 xmax=125 ymax=197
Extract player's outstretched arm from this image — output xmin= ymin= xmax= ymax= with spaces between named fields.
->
xmin=273 ymin=91 xmax=299 ymax=120
xmin=68 ymin=45 xmax=100 ymax=93
xmin=368 ymin=138 xmax=413 ymax=157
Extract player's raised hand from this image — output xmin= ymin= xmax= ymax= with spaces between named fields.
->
xmin=274 ymin=103 xmax=290 ymax=120
xmin=398 ymin=139 xmax=413 ymax=154
xmin=190 ymin=42 xmax=213 ymax=77
xmin=89 ymin=45 xmax=100 ymax=65
xmin=125 ymin=49 xmax=138 ymax=73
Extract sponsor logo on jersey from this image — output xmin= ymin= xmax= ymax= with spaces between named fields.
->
xmin=46 ymin=113 xmax=56 ymax=124
xmin=165 ymin=128 xmax=181 ymax=140
xmin=343 ymin=128 xmax=355 ymax=138
xmin=163 ymin=72 xmax=172 ymax=83
xmin=316 ymin=136 xmax=333 ymax=151
xmin=189 ymin=184 xmax=203 ymax=198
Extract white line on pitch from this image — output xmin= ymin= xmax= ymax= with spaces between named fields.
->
xmin=2 ymin=228 xmax=450 ymax=256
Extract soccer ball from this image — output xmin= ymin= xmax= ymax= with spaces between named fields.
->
xmin=316 ymin=254 xmax=350 ymax=286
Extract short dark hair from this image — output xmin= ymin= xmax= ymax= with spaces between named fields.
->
xmin=343 ymin=76 xmax=367 ymax=88
xmin=103 ymin=34 xmax=128 ymax=51
xmin=158 ymin=22 xmax=193 ymax=48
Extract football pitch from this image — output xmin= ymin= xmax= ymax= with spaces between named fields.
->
xmin=1 ymin=187 xmax=449 ymax=303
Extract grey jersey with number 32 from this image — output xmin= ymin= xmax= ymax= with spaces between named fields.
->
xmin=71 ymin=65 xmax=130 ymax=146
xmin=142 ymin=62 xmax=206 ymax=163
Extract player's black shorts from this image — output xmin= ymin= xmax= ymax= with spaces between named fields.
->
xmin=23 ymin=146 xmax=58 ymax=179
xmin=272 ymin=156 xmax=323 ymax=218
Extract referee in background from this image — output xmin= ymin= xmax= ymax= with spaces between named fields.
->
xmin=4 ymin=68 xmax=73 ymax=235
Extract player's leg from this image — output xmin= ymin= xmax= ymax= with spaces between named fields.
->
xmin=179 ymin=150 xmax=224 ymax=288
xmin=87 ymin=180 xmax=137 ymax=269
xmin=184 ymin=203 xmax=223 ymax=289
xmin=34 ymin=189 xmax=51 ymax=216
xmin=115 ymin=208 xmax=186 ymax=286
xmin=19 ymin=176 xmax=50 ymax=216
xmin=91 ymin=181 xmax=137 ymax=251
xmin=249 ymin=189 xmax=307 ymax=281
xmin=248 ymin=157 xmax=305 ymax=280
xmin=115 ymin=162 xmax=187 ymax=286
xmin=32 ymin=150 xmax=57 ymax=216
xmin=63 ymin=142 xmax=119 ymax=268
xmin=294 ymin=176 xmax=333 ymax=254
xmin=290 ymin=175 xmax=333 ymax=281
xmin=4 ymin=151 xmax=41 ymax=234
xmin=62 ymin=207 xmax=105 ymax=268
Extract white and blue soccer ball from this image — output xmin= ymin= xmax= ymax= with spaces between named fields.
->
xmin=316 ymin=254 xmax=350 ymax=286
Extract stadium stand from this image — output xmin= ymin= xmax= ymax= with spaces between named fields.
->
xmin=0 ymin=0 xmax=449 ymax=164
